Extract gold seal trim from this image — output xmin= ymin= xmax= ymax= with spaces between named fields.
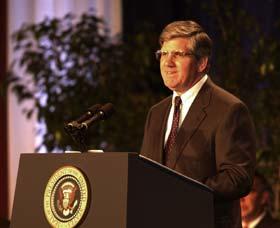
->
xmin=44 ymin=166 xmax=89 ymax=228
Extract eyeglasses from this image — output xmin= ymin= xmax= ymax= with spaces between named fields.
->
xmin=155 ymin=50 xmax=195 ymax=60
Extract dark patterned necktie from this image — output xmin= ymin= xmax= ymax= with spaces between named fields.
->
xmin=164 ymin=96 xmax=182 ymax=166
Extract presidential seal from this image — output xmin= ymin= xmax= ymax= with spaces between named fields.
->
xmin=44 ymin=166 xmax=90 ymax=227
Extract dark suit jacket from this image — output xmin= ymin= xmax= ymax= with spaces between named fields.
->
xmin=255 ymin=213 xmax=280 ymax=228
xmin=141 ymin=78 xmax=256 ymax=228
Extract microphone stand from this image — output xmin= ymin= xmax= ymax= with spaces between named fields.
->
xmin=64 ymin=122 xmax=88 ymax=153
xmin=64 ymin=102 xmax=114 ymax=153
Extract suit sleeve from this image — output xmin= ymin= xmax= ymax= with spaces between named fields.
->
xmin=205 ymin=102 xmax=256 ymax=200
xmin=140 ymin=108 xmax=152 ymax=157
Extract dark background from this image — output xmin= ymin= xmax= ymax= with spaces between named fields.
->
xmin=123 ymin=0 xmax=280 ymax=36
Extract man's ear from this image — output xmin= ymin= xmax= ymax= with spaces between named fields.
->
xmin=197 ymin=56 xmax=209 ymax=73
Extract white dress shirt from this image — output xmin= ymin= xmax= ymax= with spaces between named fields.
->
xmin=242 ymin=211 xmax=266 ymax=228
xmin=164 ymin=75 xmax=208 ymax=144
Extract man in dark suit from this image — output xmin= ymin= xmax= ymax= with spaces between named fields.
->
xmin=241 ymin=171 xmax=280 ymax=228
xmin=141 ymin=20 xmax=256 ymax=228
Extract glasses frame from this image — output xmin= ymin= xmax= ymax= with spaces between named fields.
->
xmin=155 ymin=50 xmax=196 ymax=60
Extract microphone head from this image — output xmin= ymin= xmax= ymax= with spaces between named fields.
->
xmin=100 ymin=103 xmax=115 ymax=119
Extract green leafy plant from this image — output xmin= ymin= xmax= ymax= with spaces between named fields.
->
xmin=7 ymin=12 xmax=166 ymax=152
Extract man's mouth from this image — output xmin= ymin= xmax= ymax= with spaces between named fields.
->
xmin=166 ymin=71 xmax=176 ymax=75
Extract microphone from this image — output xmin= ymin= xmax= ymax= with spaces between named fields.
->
xmin=76 ymin=104 xmax=102 ymax=123
xmin=65 ymin=104 xmax=102 ymax=131
xmin=80 ymin=103 xmax=115 ymax=130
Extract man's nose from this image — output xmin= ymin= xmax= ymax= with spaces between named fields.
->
xmin=164 ymin=54 xmax=175 ymax=66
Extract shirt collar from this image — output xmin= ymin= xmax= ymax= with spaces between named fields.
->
xmin=242 ymin=211 xmax=267 ymax=228
xmin=172 ymin=74 xmax=208 ymax=104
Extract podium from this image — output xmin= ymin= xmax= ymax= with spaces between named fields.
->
xmin=11 ymin=152 xmax=214 ymax=228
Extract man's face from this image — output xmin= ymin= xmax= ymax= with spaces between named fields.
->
xmin=240 ymin=178 xmax=266 ymax=222
xmin=160 ymin=37 xmax=206 ymax=94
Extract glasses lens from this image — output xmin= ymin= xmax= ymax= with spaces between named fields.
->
xmin=155 ymin=50 xmax=195 ymax=60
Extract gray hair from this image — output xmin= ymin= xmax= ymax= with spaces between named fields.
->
xmin=159 ymin=20 xmax=212 ymax=61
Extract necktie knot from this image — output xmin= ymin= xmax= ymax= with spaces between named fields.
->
xmin=174 ymin=96 xmax=182 ymax=111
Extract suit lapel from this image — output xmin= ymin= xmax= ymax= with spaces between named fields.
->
xmin=168 ymin=79 xmax=213 ymax=168
xmin=154 ymin=96 xmax=172 ymax=163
